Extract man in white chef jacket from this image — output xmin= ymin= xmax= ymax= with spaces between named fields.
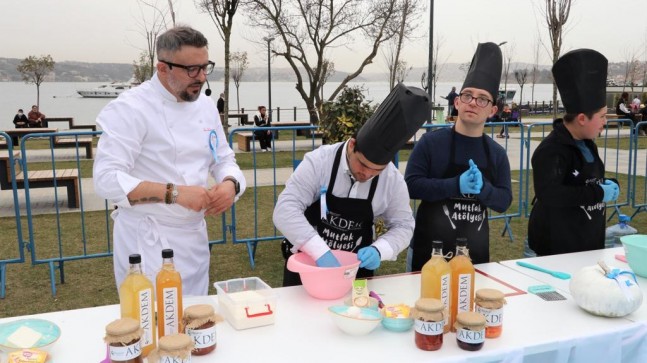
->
xmin=93 ymin=26 xmax=245 ymax=295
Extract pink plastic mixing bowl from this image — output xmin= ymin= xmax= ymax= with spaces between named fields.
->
xmin=287 ymin=250 xmax=360 ymax=299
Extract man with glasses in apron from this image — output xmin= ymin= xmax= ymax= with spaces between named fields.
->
xmin=405 ymin=43 xmax=513 ymax=271
xmin=274 ymin=83 xmax=431 ymax=286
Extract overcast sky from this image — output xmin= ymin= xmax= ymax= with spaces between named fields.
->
xmin=2 ymin=0 xmax=646 ymax=73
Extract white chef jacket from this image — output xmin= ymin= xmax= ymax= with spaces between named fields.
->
xmin=93 ymin=73 xmax=245 ymax=295
xmin=273 ymin=141 xmax=414 ymax=262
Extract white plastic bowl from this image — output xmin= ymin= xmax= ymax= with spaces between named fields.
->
xmin=328 ymin=305 xmax=382 ymax=336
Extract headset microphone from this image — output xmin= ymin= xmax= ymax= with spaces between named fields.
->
xmin=205 ymin=78 xmax=212 ymax=96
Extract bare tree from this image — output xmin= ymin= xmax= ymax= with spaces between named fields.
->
xmin=230 ymin=51 xmax=249 ymax=112
xmin=383 ymin=0 xmax=424 ymax=89
xmin=530 ymin=34 xmax=541 ymax=105
xmin=197 ymin=0 xmax=241 ymax=133
xmin=514 ymin=69 xmax=528 ymax=120
xmin=431 ymin=35 xmax=450 ymax=105
xmin=17 ymin=55 xmax=55 ymax=107
xmin=133 ymin=51 xmax=154 ymax=83
xmin=135 ymin=0 xmax=176 ymax=80
xmin=244 ymin=0 xmax=401 ymax=123
xmin=542 ymin=0 xmax=573 ymax=118
xmin=320 ymin=59 xmax=336 ymax=100
xmin=502 ymin=43 xmax=516 ymax=98
xmin=622 ymin=48 xmax=641 ymax=91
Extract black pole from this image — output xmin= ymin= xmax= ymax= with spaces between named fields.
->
xmin=267 ymin=38 xmax=273 ymax=122
xmin=427 ymin=1 xmax=434 ymax=122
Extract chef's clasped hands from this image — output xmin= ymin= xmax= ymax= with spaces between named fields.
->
xmin=459 ymin=159 xmax=483 ymax=195
xmin=174 ymin=181 xmax=237 ymax=215
xmin=600 ymin=179 xmax=620 ymax=203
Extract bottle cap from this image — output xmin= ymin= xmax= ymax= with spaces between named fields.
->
xmin=128 ymin=254 xmax=141 ymax=264
xmin=414 ymin=298 xmax=444 ymax=313
xmin=158 ymin=333 xmax=194 ymax=351
xmin=432 ymin=240 xmax=443 ymax=249
xmin=162 ymin=249 xmax=174 ymax=258
xmin=104 ymin=318 xmax=143 ymax=345
xmin=184 ymin=304 xmax=215 ymax=319
xmin=455 ymin=311 xmax=486 ymax=328
xmin=475 ymin=288 xmax=507 ymax=309
xmin=619 ymin=214 xmax=630 ymax=223
xmin=456 ymin=238 xmax=467 ymax=247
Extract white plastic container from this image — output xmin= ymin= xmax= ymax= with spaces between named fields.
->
xmin=214 ymin=277 xmax=277 ymax=330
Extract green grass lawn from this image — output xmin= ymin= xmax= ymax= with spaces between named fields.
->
xmin=2 ymin=172 xmax=647 ymax=318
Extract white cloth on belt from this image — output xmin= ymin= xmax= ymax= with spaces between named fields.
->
xmin=112 ymin=208 xmax=210 ymax=296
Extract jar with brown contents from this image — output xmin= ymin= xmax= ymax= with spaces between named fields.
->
xmin=474 ymin=288 xmax=506 ymax=338
xmin=454 ymin=311 xmax=486 ymax=351
xmin=183 ymin=304 xmax=224 ymax=355
xmin=412 ymin=298 xmax=445 ymax=351
xmin=104 ymin=318 xmax=144 ymax=363
xmin=148 ymin=334 xmax=194 ymax=363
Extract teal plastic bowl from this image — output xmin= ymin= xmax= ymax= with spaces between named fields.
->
xmin=0 ymin=318 xmax=61 ymax=352
xmin=381 ymin=316 xmax=414 ymax=332
xmin=620 ymin=234 xmax=647 ymax=278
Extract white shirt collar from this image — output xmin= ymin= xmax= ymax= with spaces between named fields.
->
xmin=151 ymin=72 xmax=180 ymax=102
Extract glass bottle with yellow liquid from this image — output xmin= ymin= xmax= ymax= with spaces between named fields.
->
xmin=156 ymin=248 xmax=183 ymax=339
xmin=448 ymin=238 xmax=475 ymax=332
xmin=119 ymin=254 xmax=156 ymax=357
xmin=420 ymin=240 xmax=451 ymax=333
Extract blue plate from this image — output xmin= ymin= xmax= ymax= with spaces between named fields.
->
xmin=0 ymin=318 xmax=61 ymax=351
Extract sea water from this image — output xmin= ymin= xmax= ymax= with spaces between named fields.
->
xmin=0 ymin=81 xmax=559 ymax=131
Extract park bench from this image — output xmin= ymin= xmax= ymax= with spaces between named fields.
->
xmin=53 ymin=135 xmax=94 ymax=159
xmin=236 ymin=132 xmax=255 ymax=152
xmin=0 ymin=152 xmax=80 ymax=208
xmin=42 ymin=117 xmax=97 ymax=132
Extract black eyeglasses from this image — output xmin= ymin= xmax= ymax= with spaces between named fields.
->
xmin=459 ymin=93 xmax=493 ymax=108
xmin=159 ymin=60 xmax=215 ymax=78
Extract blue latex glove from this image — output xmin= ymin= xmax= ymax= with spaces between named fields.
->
xmin=357 ymin=246 xmax=381 ymax=270
xmin=315 ymin=250 xmax=341 ymax=268
xmin=600 ymin=180 xmax=619 ymax=203
xmin=459 ymin=159 xmax=480 ymax=194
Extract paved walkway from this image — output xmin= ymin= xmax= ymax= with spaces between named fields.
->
xmin=1 ymin=124 xmax=644 ymax=217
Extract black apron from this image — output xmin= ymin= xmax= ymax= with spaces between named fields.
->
xmin=410 ymin=129 xmax=493 ymax=271
xmin=281 ymin=144 xmax=378 ymax=287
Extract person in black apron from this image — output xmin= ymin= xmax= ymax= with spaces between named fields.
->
xmin=405 ymin=42 xmax=513 ymax=271
xmin=281 ymin=144 xmax=379 ymax=286
xmin=528 ymin=49 xmax=619 ymax=256
xmin=409 ymin=129 xmax=495 ymax=270
xmin=273 ymin=83 xmax=432 ymax=287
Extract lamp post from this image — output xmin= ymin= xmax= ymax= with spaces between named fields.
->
xmin=427 ymin=0 xmax=434 ymax=122
xmin=263 ymin=36 xmax=275 ymax=122
xmin=498 ymin=41 xmax=508 ymax=103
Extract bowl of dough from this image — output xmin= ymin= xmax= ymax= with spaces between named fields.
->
xmin=287 ymin=250 xmax=360 ymax=300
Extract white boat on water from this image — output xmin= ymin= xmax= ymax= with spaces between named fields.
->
xmin=77 ymin=82 xmax=135 ymax=98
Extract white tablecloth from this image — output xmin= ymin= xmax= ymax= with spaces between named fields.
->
xmin=1 ymin=260 xmax=646 ymax=362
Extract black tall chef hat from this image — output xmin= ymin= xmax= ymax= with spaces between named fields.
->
xmin=552 ymin=49 xmax=608 ymax=115
xmin=461 ymin=42 xmax=503 ymax=101
xmin=355 ymin=83 xmax=431 ymax=165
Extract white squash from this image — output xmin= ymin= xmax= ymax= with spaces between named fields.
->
xmin=569 ymin=263 xmax=643 ymax=317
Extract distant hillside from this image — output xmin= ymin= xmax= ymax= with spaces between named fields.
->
xmin=0 ymin=57 xmax=634 ymax=84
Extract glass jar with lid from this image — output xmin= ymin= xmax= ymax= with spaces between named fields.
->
xmin=148 ymin=334 xmax=194 ymax=363
xmin=474 ymin=288 xmax=506 ymax=338
xmin=412 ymin=298 xmax=445 ymax=351
xmin=454 ymin=311 xmax=486 ymax=351
xmin=103 ymin=318 xmax=144 ymax=363
xmin=183 ymin=304 xmax=224 ymax=355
